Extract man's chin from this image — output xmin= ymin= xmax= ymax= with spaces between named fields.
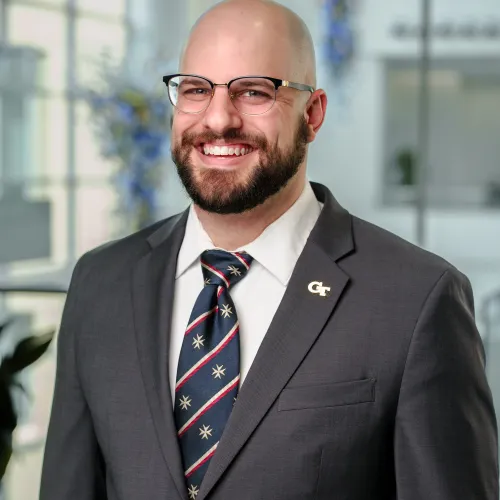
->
xmin=185 ymin=170 xmax=256 ymax=214
xmin=192 ymin=180 xmax=246 ymax=206
xmin=189 ymin=189 xmax=251 ymax=214
xmin=192 ymin=159 xmax=254 ymax=192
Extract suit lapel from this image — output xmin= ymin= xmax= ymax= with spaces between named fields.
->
xmin=197 ymin=183 xmax=354 ymax=500
xmin=132 ymin=211 xmax=189 ymax=500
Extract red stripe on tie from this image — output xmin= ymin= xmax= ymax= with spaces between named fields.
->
xmin=185 ymin=306 xmax=218 ymax=336
xmin=201 ymin=261 xmax=230 ymax=288
xmin=234 ymin=252 xmax=250 ymax=270
xmin=185 ymin=443 xmax=218 ymax=478
xmin=175 ymin=325 xmax=239 ymax=391
xmin=178 ymin=377 xmax=239 ymax=437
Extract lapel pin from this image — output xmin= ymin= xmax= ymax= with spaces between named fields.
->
xmin=308 ymin=281 xmax=331 ymax=297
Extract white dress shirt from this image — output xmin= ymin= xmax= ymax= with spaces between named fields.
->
xmin=169 ymin=182 xmax=323 ymax=406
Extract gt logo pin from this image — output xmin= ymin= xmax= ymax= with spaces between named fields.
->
xmin=308 ymin=281 xmax=331 ymax=297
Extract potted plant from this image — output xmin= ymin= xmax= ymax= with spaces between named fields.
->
xmin=395 ymin=147 xmax=418 ymax=186
xmin=0 ymin=320 xmax=54 ymax=493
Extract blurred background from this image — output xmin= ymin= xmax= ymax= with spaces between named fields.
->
xmin=0 ymin=0 xmax=499 ymax=497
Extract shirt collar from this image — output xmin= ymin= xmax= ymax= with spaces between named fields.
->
xmin=175 ymin=205 xmax=212 ymax=279
xmin=175 ymin=181 xmax=323 ymax=285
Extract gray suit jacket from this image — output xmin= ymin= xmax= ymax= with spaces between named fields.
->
xmin=39 ymin=182 xmax=498 ymax=500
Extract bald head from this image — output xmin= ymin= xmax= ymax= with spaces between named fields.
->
xmin=180 ymin=0 xmax=316 ymax=87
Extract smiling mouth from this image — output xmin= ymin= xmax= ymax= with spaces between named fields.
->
xmin=198 ymin=143 xmax=255 ymax=157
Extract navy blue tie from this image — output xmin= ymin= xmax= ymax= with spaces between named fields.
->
xmin=174 ymin=249 xmax=253 ymax=499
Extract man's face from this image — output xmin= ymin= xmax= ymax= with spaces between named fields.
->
xmin=170 ymin=22 xmax=311 ymax=214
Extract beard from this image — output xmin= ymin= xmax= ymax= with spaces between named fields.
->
xmin=171 ymin=116 xmax=309 ymax=214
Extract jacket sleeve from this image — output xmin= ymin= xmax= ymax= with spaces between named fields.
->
xmin=394 ymin=267 xmax=499 ymax=499
xmin=39 ymin=255 xmax=107 ymax=499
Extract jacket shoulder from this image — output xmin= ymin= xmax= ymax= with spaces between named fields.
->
xmin=75 ymin=211 xmax=185 ymax=280
xmin=350 ymin=215 xmax=462 ymax=282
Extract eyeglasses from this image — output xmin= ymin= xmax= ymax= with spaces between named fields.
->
xmin=162 ymin=74 xmax=315 ymax=116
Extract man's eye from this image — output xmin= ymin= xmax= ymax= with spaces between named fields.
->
xmin=184 ymin=88 xmax=210 ymax=95
xmin=239 ymin=90 xmax=271 ymax=98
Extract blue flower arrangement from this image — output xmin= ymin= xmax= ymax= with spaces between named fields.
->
xmin=323 ymin=0 xmax=355 ymax=77
xmin=87 ymin=80 xmax=171 ymax=233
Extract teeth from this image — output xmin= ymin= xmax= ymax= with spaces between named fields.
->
xmin=203 ymin=145 xmax=252 ymax=157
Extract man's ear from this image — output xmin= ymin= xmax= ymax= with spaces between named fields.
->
xmin=304 ymin=89 xmax=327 ymax=143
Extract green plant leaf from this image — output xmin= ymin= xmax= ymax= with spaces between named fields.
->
xmin=0 ymin=328 xmax=55 ymax=480
xmin=0 ymin=385 xmax=16 ymax=432
xmin=0 ymin=434 xmax=13 ymax=480
xmin=3 ymin=330 xmax=55 ymax=375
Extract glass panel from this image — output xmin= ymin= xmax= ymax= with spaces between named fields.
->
xmin=76 ymin=184 xmax=117 ymax=255
xmin=78 ymin=0 xmax=126 ymax=17
xmin=76 ymin=16 xmax=126 ymax=87
xmin=10 ymin=95 xmax=68 ymax=182
xmin=1 ymin=93 xmax=37 ymax=183
xmin=75 ymin=101 xmax=113 ymax=177
xmin=74 ymin=102 xmax=117 ymax=253
xmin=8 ymin=5 xmax=67 ymax=92
xmin=0 ymin=96 xmax=67 ymax=267
xmin=22 ymin=183 xmax=69 ymax=265
xmin=11 ymin=95 xmax=69 ymax=183
xmin=43 ymin=97 xmax=69 ymax=179
xmin=0 ymin=3 xmax=4 ymax=41
xmin=383 ymin=63 xmax=500 ymax=208
xmin=9 ymin=0 xmax=67 ymax=5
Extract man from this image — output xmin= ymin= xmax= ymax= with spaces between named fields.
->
xmin=40 ymin=0 xmax=498 ymax=499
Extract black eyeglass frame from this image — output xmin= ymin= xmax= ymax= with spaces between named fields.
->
xmin=162 ymin=73 xmax=315 ymax=115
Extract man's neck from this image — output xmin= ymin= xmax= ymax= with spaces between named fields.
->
xmin=194 ymin=176 xmax=306 ymax=251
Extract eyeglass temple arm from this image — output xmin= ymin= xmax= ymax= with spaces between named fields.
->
xmin=282 ymin=80 xmax=315 ymax=93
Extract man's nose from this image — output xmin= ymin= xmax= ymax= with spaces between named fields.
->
xmin=201 ymin=85 xmax=243 ymax=133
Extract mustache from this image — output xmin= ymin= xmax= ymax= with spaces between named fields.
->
xmin=181 ymin=129 xmax=269 ymax=150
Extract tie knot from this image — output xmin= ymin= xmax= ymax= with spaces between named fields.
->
xmin=200 ymin=249 xmax=253 ymax=289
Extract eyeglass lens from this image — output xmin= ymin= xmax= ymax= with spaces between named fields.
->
xmin=167 ymin=75 xmax=277 ymax=115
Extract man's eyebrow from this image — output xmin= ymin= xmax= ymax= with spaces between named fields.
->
xmin=177 ymin=77 xmax=210 ymax=86
xmin=234 ymin=79 xmax=274 ymax=88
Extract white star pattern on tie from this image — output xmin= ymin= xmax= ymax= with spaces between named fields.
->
xmin=227 ymin=265 xmax=242 ymax=276
xmin=188 ymin=484 xmax=199 ymax=499
xmin=192 ymin=334 xmax=205 ymax=349
xmin=220 ymin=304 xmax=233 ymax=318
xmin=199 ymin=424 xmax=213 ymax=440
xmin=179 ymin=395 xmax=192 ymax=410
xmin=212 ymin=364 xmax=226 ymax=379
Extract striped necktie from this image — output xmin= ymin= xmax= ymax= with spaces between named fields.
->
xmin=174 ymin=249 xmax=253 ymax=499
